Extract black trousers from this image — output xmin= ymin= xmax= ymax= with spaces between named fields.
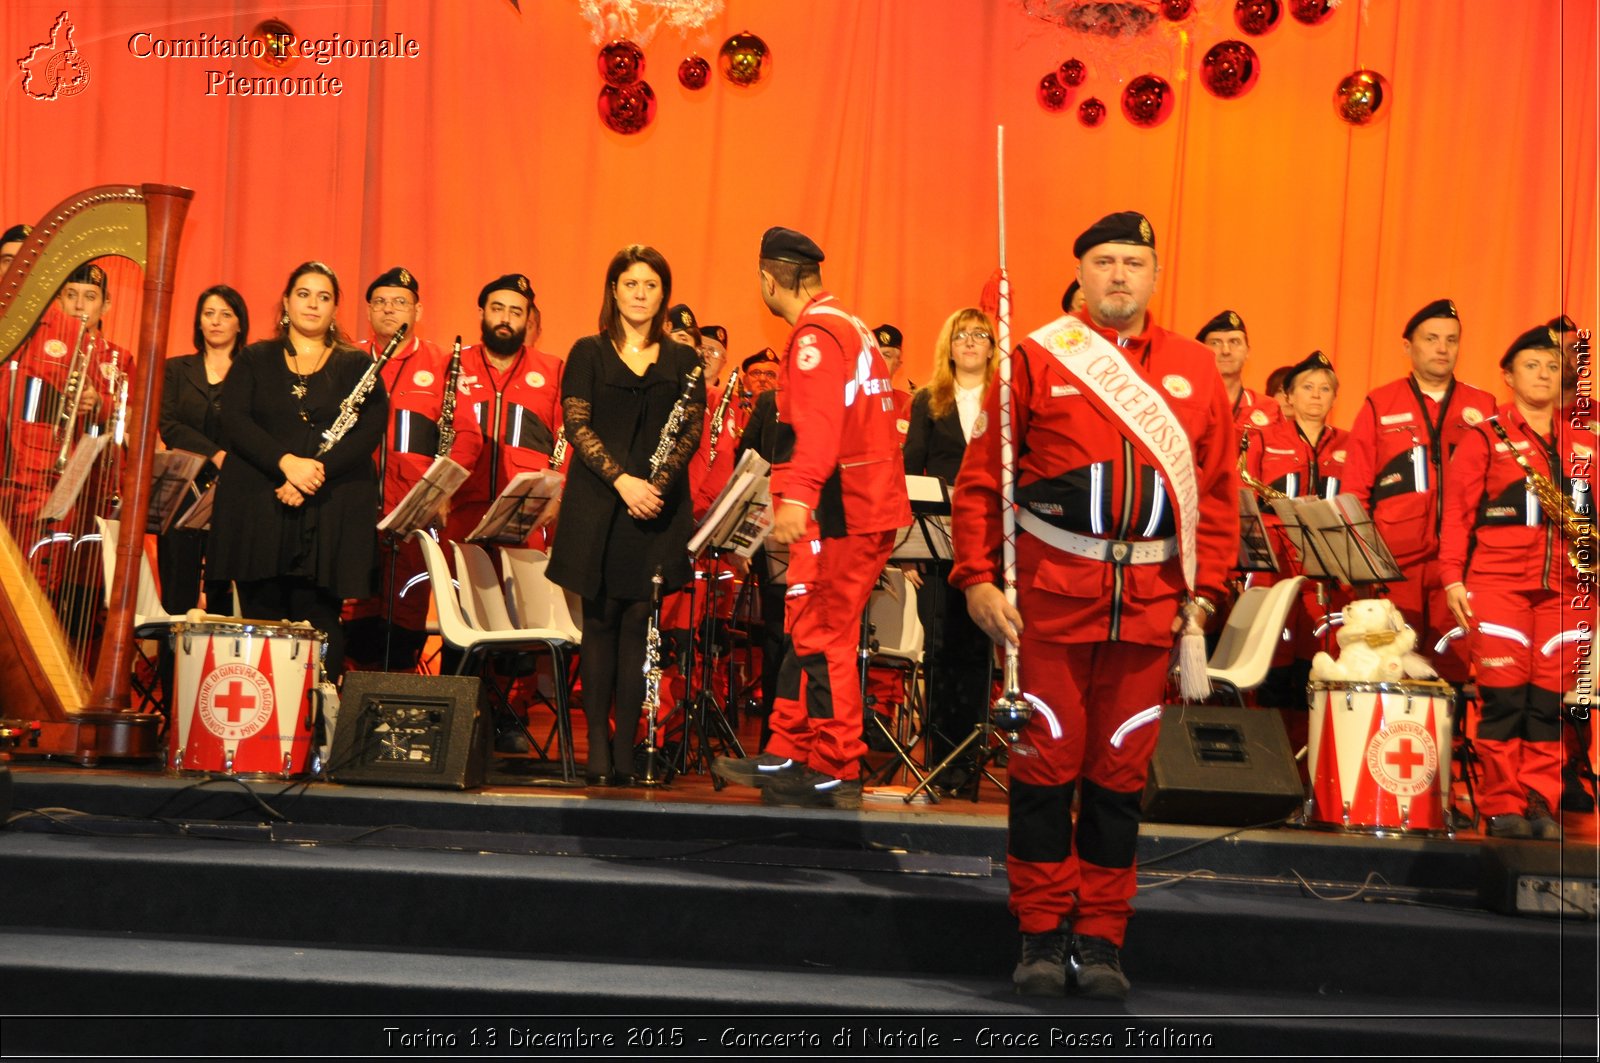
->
xmin=579 ymin=595 xmax=652 ymax=778
xmin=237 ymin=577 xmax=345 ymax=681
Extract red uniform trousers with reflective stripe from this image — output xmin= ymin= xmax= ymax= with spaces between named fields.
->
xmin=1385 ymin=558 xmax=1471 ymax=684
xmin=1466 ymin=586 xmax=1574 ymax=816
xmin=1006 ymin=638 xmax=1169 ymax=947
xmin=765 ymin=529 xmax=895 ymax=780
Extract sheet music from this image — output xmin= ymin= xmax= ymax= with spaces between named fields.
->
xmin=146 ymin=449 xmax=208 ymax=535
xmin=688 ymin=450 xmax=774 ymax=559
xmin=1236 ymin=488 xmax=1280 ymax=573
xmin=174 ymin=480 xmax=216 ymax=532
xmin=378 ymin=456 xmax=470 ymax=536
xmin=39 ymin=433 xmax=109 ymax=522
xmin=465 ymin=469 xmax=564 ymax=544
xmin=1319 ymin=493 xmax=1403 ymax=583
xmin=1267 ymin=496 xmax=1333 ymax=579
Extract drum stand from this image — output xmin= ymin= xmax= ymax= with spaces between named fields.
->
xmin=856 ymin=594 xmax=937 ymax=797
xmin=907 ymin=706 xmax=1010 ymax=803
xmin=669 ymin=549 xmax=745 ymax=787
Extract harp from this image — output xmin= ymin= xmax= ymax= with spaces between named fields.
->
xmin=0 ymin=183 xmax=193 ymax=763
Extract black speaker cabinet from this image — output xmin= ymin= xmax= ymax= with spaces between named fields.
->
xmin=329 ymin=673 xmax=487 ymax=790
xmin=1142 ymin=703 xmax=1304 ymax=826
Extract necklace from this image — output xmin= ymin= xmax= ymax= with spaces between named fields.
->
xmin=287 ymin=343 xmax=329 ymax=414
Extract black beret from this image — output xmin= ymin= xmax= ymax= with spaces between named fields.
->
xmin=873 ymin=324 xmax=902 ymax=349
xmin=1 ymin=223 xmax=30 ymax=246
xmin=741 ymin=348 xmax=780 ymax=372
xmin=65 ymin=262 xmax=107 ymax=293
xmin=1500 ymin=324 xmax=1563 ymax=369
xmin=1402 ymin=298 xmax=1458 ymax=340
xmin=666 ymin=303 xmax=698 ymax=333
xmin=1196 ymin=309 xmax=1247 ymax=342
xmin=1547 ymin=315 xmax=1577 ymax=333
xmin=477 ymin=273 xmax=534 ymax=309
xmin=759 ymin=226 xmax=825 ymax=264
xmin=1060 ymin=280 xmax=1080 ymax=314
xmin=700 ymin=324 xmax=728 ymax=346
xmin=365 ymin=266 xmax=418 ymax=303
xmin=1073 ymin=211 xmax=1155 ymax=259
xmin=1284 ymin=350 xmax=1335 ymax=390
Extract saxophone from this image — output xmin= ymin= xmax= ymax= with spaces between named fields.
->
xmin=637 ymin=565 xmax=669 ymax=787
xmin=706 ymin=367 xmax=740 ymax=467
xmin=52 ymin=314 xmax=92 ymax=472
xmin=435 ymin=335 xmax=461 ymax=459
xmin=1489 ymin=418 xmax=1594 ymax=577
xmin=648 ymin=363 xmax=704 ymax=479
xmin=317 ymin=322 xmax=407 ymax=456
xmin=1237 ymin=430 xmax=1290 ymax=501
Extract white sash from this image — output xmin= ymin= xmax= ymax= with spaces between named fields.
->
xmin=1027 ymin=315 xmax=1200 ymax=592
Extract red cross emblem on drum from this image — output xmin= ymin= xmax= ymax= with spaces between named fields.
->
xmin=197 ymin=662 xmax=275 ymax=741
xmin=1364 ymin=719 xmax=1437 ymax=797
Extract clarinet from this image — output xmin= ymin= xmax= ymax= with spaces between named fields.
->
xmin=317 ymin=322 xmax=407 ymax=456
xmin=435 ymin=335 xmax=462 ymax=459
xmin=648 ymin=363 xmax=704 ymax=479
xmin=706 ymin=367 xmax=739 ymax=467
xmin=549 ymin=426 xmax=568 ymax=470
xmin=637 ymin=565 xmax=669 ymax=787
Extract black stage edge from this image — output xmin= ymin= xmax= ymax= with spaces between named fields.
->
xmin=1 ymin=766 xmax=1596 ymax=1059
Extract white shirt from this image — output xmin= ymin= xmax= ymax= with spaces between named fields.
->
xmin=955 ymin=381 xmax=985 ymax=442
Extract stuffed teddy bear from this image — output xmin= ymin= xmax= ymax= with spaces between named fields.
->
xmin=1310 ymin=597 xmax=1437 ymax=683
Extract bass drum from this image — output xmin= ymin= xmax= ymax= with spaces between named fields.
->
xmin=1307 ymin=680 xmax=1455 ymax=834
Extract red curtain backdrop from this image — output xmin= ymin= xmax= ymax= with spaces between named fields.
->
xmin=2 ymin=0 xmax=1593 ymax=421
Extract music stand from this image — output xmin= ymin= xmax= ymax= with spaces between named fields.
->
xmin=173 ymin=481 xmax=216 ymax=532
xmin=375 ymin=456 xmax=471 ymax=670
xmin=465 ymin=470 xmax=563 ymax=545
xmin=674 ymin=453 xmax=772 ymax=784
xmin=1236 ymin=488 xmax=1280 ymax=575
xmin=144 ymin=450 xmax=207 ymax=535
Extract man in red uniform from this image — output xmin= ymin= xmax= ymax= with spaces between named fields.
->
xmin=1441 ymin=326 xmax=1589 ymax=839
xmin=1196 ymin=309 xmax=1277 ymax=431
xmin=713 ymin=227 xmax=910 ymax=808
xmin=0 ymin=223 xmax=28 ymax=274
xmin=1340 ymin=299 xmax=1496 ymax=685
xmin=343 ymin=266 xmax=483 ymax=671
xmin=952 ymin=211 xmax=1237 ymax=1000
xmin=873 ymin=323 xmax=913 ymax=443
xmin=444 ymin=273 xmax=566 ymax=550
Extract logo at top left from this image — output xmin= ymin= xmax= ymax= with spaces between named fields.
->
xmin=18 ymin=11 xmax=91 ymax=101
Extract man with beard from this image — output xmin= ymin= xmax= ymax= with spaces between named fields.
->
xmin=444 ymin=273 xmax=565 ymax=551
xmin=343 ymin=266 xmax=482 ymax=671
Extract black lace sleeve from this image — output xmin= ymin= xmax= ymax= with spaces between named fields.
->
xmin=648 ymin=354 xmax=706 ymax=492
xmin=564 ymin=393 xmax=626 ymax=485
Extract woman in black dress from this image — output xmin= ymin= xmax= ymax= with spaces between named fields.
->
xmin=206 ymin=261 xmax=387 ymax=680
xmin=547 ymin=245 xmax=705 ymax=785
xmin=903 ymin=307 xmax=999 ymax=772
xmin=158 ymin=284 xmax=248 ymax=615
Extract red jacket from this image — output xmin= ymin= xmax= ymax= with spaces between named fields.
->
xmin=1234 ymin=386 xmax=1279 ymax=430
xmin=951 ymin=310 xmax=1239 ymax=647
xmin=773 ymin=293 xmax=910 ymax=536
xmin=1439 ymin=403 xmax=1591 ymax=591
xmin=455 ymin=343 xmax=565 ymax=507
xmin=1244 ymin=417 xmax=1349 ymax=500
xmin=358 ymin=335 xmax=484 ymax=512
xmin=690 ymin=379 xmax=743 ymax=519
xmin=1341 ymin=375 xmax=1496 ymax=568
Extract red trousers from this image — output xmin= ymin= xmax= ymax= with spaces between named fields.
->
xmin=1466 ymin=585 xmax=1579 ymax=815
xmin=1388 ymin=558 xmax=1470 ymax=684
xmin=765 ymin=529 xmax=895 ymax=780
xmin=1006 ymin=638 xmax=1169 ymax=947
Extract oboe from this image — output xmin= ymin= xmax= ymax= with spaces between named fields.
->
xmin=436 ymin=335 xmax=462 ymax=459
xmin=638 ymin=565 xmax=669 ymax=787
xmin=648 ymin=363 xmax=703 ymax=479
xmin=706 ymin=367 xmax=739 ymax=467
xmin=318 ymin=322 xmax=407 ymax=456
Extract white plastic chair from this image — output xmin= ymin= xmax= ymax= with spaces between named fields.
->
xmin=417 ymin=533 xmax=576 ymax=781
xmin=1207 ymin=576 xmax=1305 ymax=705
xmin=500 ymin=547 xmax=582 ymax=644
xmin=863 ymin=568 xmax=931 ymax=783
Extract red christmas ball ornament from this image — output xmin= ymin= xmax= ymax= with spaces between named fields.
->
xmin=1199 ymin=39 xmax=1261 ymax=99
xmin=1161 ymin=0 xmax=1195 ymax=21
xmin=250 ymin=18 xmax=297 ymax=72
xmin=1078 ymin=96 xmax=1107 ymax=127
xmin=598 ymin=39 xmax=645 ymax=86
xmin=1289 ymin=0 xmax=1338 ymax=26
xmin=1333 ymin=68 xmax=1390 ymax=126
xmin=1059 ymin=57 xmax=1087 ymax=87
xmin=678 ymin=54 xmax=710 ymax=90
xmin=1121 ymin=74 xmax=1174 ymax=128
xmin=1038 ymin=71 xmax=1070 ymax=111
xmin=1234 ymin=0 xmax=1283 ymax=36
xmin=719 ymin=31 xmax=769 ymax=87
xmin=599 ymin=81 xmax=657 ymax=134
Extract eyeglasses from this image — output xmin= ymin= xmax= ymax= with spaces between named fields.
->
xmin=952 ymin=330 xmax=993 ymax=344
xmin=370 ymin=296 xmax=413 ymax=310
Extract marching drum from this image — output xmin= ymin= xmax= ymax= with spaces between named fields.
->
xmin=168 ymin=618 xmax=326 ymax=778
xmin=1307 ymin=680 xmax=1456 ymax=834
